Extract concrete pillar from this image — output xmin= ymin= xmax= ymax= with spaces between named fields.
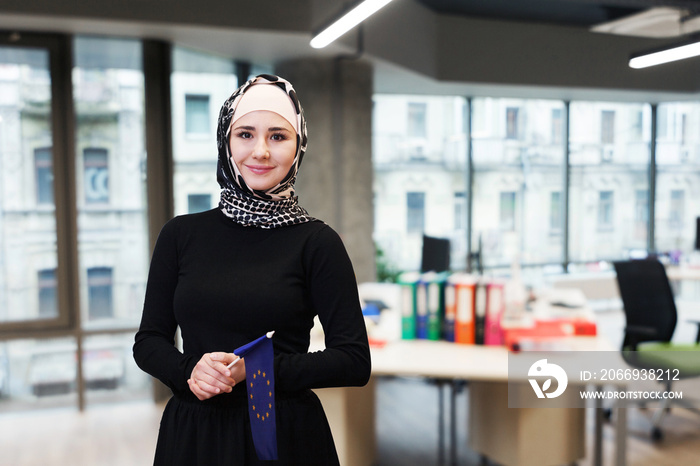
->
xmin=275 ymin=58 xmax=375 ymax=283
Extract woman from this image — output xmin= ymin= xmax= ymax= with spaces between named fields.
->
xmin=133 ymin=74 xmax=371 ymax=465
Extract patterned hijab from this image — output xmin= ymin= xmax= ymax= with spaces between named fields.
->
xmin=216 ymin=74 xmax=314 ymax=228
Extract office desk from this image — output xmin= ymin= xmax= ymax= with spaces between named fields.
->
xmin=665 ymin=265 xmax=700 ymax=282
xmin=317 ymin=338 xmax=627 ymax=466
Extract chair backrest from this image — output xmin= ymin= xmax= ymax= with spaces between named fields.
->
xmin=613 ymin=259 xmax=677 ymax=348
xmin=420 ymin=235 xmax=450 ymax=273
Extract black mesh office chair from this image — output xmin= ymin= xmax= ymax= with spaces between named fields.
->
xmin=613 ymin=259 xmax=700 ymax=440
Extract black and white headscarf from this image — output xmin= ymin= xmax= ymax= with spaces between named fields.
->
xmin=216 ymin=74 xmax=315 ymax=228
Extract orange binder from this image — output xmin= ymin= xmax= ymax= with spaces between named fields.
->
xmin=450 ymin=274 xmax=476 ymax=344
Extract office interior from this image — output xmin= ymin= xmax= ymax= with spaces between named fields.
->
xmin=2 ymin=0 xmax=700 ymax=465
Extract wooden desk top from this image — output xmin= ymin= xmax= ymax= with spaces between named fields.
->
xmin=666 ymin=265 xmax=700 ymax=281
xmin=370 ymin=337 xmax=615 ymax=382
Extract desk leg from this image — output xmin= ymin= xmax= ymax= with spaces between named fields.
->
xmin=438 ymin=380 xmax=445 ymax=466
xmin=615 ymin=402 xmax=627 ymax=466
xmin=450 ymin=380 xmax=458 ymax=466
xmin=435 ymin=379 xmax=460 ymax=466
xmin=594 ymin=386 xmax=603 ymax=466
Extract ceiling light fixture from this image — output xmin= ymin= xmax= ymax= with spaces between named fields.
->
xmin=310 ymin=0 xmax=394 ymax=49
xmin=629 ymin=36 xmax=700 ymax=68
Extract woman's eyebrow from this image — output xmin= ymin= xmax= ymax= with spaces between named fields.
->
xmin=232 ymin=125 xmax=292 ymax=132
xmin=232 ymin=125 xmax=256 ymax=131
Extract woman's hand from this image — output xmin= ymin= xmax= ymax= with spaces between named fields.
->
xmin=187 ymin=352 xmax=246 ymax=401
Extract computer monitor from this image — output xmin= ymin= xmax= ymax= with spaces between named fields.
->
xmin=420 ymin=235 xmax=451 ymax=273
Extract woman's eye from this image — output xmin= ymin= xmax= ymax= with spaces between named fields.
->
xmin=237 ymin=131 xmax=252 ymax=139
xmin=271 ymin=133 xmax=287 ymax=141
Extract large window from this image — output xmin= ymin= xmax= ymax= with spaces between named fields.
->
xmin=73 ymin=36 xmax=149 ymax=334
xmin=569 ymin=102 xmax=650 ymax=262
xmin=0 ymin=44 xmax=58 ymax=324
xmin=655 ymin=102 xmax=700 ymax=252
xmin=171 ymin=47 xmax=238 ymax=216
xmin=0 ymin=35 xmax=152 ymax=413
xmin=472 ymin=98 xmax=566 ymax=267
xmin=373 ymin=95 xmax=468 ymax=271
xmin=374 ymin=96 xmax=700 ymax=276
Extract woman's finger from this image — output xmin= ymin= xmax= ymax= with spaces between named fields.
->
xmin=188 ymin=378 xmax=214 ymax=401
xmin=193 ymin=369 xmax=233 ymax=393
xmin=194 ymin=356 xmax=234 ymax=383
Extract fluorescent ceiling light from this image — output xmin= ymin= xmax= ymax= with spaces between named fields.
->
xmin=591 ymin=7 xmax=688 ymax=38
xmin=629 ymin=39 xmax=700 ymax=68
xmin=310 ymin=0 xmax=394 ymax=49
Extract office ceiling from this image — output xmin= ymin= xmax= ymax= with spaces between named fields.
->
xmin=3 ymin=0 xmax=700 ymax=100
xmin=415 ymin=0 xmax=700 ymax=29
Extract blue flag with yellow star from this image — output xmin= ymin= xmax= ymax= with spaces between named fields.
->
xmin=234 ymin=332 xmax=277 ymax=461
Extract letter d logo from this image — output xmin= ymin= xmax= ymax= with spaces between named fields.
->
xmin=528 ymin=359 xmax=568 ymax=399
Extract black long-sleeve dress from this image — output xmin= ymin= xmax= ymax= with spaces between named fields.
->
xmin=133 ymin=208 xmax=371 ymax=465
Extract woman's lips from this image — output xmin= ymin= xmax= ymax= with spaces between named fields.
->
xmin=245 ymin=165 xmax=274 ymax=175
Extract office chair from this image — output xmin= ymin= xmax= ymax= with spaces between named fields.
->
xmin=420 ymin=234 xmax=451 ymax=273
xmin=613 ymin=259 xmax=700 ymax=440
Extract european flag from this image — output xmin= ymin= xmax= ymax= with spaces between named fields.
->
xmin=234 ymin=331 xmax=277 ymax=461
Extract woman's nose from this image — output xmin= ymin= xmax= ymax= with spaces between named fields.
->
xmin=253 ymin=138 xmax=270 ymax=158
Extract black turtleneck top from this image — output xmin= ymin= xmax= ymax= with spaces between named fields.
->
xmin=133 ymin=208 xmax=371 ymax=400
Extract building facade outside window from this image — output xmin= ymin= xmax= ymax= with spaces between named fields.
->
xmin=185 ymin=94 xmax=210 ymax=135
xmin=188 ymin=193 xmax=212 ymax=214
xmin=0 ymin=35 xmax=152 ymax=412
xmin=34 ymin=147 xmax=53 ymax=205
xmin=37 ymin=269 xmax=57 ymax=319
xmin=655 ymin=102 xmax=700 ymax=252
xmin=87 ymin=267 xmax=113 ymax=321
xmin=550 ymin=191 xmax=562 ymax=234
xmin=406 ymin=192 xmax=425 ymax=234
xmin=601 ymin=110 xmax=615 ymax=144
xmin=472 ymin=98 xmax=566 ymax=268
xmin=171 ymin=47 xmax=238 ymax=217
xmin=83 ymin=148 xmax=109 ymax=205
xmin=0 ymin=45 xmax=57 ymax=325
xmin=499 ymin=192 xmax=516 ymax=232
xmin=506 ymin=107 xmax=519 ymax=140
xmin=373 ymin=95 xmax=468 ymax=271
xmin=568 ymin=101 xmax=650 ymax=264
xmin=598 ymin=191 xmax=614 ymax=231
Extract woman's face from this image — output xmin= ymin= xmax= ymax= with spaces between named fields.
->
xmin=229 ymin=110 xmax=297 ymax=192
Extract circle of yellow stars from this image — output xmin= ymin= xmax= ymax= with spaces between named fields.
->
xmin=250 ymin=369 xmax=273 ymax=422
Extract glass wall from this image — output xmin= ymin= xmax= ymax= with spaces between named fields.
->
xmin=655 ymin=102 xmax=700 ymax=253
xmin=471 ymin=98 xmax=566 ymax=268
xmin=0 ymin=338 xmax=78 ymax=411
xmin=73 ymin=37 xmax=149 ymax=332
xmin=373 ymin=96 xmax=700 ymax=280
xmin=171 ymin=47 xmax=237 ymax=216
xmin=0 ymin=46 xmax=58 ymax=323
xmin=569 ymin=102 xmax=651 ymax=264
xmin=373 ymin=95 xmax=468 ymax=273
xmin=0 ymin=35 xmax=152 ymax=412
